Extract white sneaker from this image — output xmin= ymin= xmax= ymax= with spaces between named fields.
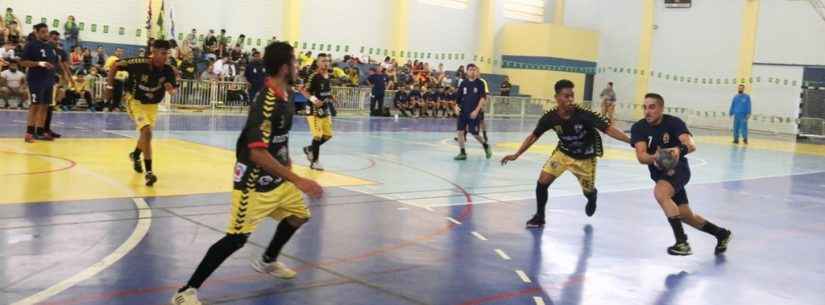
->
xmin=251 ymin=257 xmax=297 ymax=279
xmin=171 ymin=288 xmax=203 ymax=305
xmin=310 ymin=162 xmax=324 ymax=171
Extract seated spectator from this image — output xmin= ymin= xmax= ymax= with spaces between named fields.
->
xmin=203 ymin=30 xmax=218 ymax=60
xmin=0 ymin=61 xmax=27 ymax=108
xmin=443 ymin=86 xmax=458 ymax=117
xmin=93 ymin=46 xmax=107 ymax=66
xmin=0 ymin=39 xmax=17 ymax=64
xmin=137 ymin=48 xmax=146 ymax=57
xmin=299 ymin=51 xmax=312 ymax=68
xmin=230 ymin=44 xmax=243 ymax=62
xmin=346 ymin=67 xmax=360 ymax=87
xmin=500 ymin=76 xmax=512 ymax=96
xmin=393 ymin=85 xmax=411 ymax=117
xmin=61 ymin=73 xmax=94 ymax=111
xmin=179 ymin=54 xmax=197 ymax=80
xmin=69 ymin=46 xmax=82 ymax=71
xmin=409 ymin=85 xmax=423 ymax=116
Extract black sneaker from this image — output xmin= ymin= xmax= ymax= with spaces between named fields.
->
xmin=47 ymin=130 xmax=62 ymax=138
xmin=526 ymin=214 xmax=546 ymax=229
xmin=714 ymin=229 xmax=732 ymax=255
xmin=145 ymin=172 xmax=158 ymax=187
xmin=743 ymin=139 xmax=748 ymax=145
xmin=129 ymin=152 xmax=143 ymax=173
xmin=585 ymin=189 xmax=598 ymax=217
xmin=667 ymin=241 xmax=692 ymax=256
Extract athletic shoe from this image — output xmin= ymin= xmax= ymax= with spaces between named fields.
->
xmin=34 ymin=133 xmax=54 ymax=141
xmin=743 ymin=139 xmax=748 ymax=145
xmin=171 ymin=288 xmax=203 ymax=305
xmin=24 ymin=133 xmax=34 ymax=143
xmin=453 ymin=153 xmax=467 ymax=161
xmin=714 ymin=229 xmax=732 ymax=255
xmin=667 ymin=241 xmax=692 ymax=256
xmin=310 ymin=162 xmax=324 ymax=171
xmin=303 ymin=146 xmax=314 ymax=163
xmin=251 ymin=257 xmax=297 ymax=279
xmin=47 ymin=130 xmax=62 ymax=138
xmin=525 ymin=214 xmax=546 ymax=229
xmin=145 ymin=172 xmax=158 ymax=187
xmin=733 ymin=140 xmax=739 ymax=144
xmin=585 ymin=189 xmax=598 ymax=217
xmin=484 ymin=146 xmax=493 ymax=159
xmin=129 ymin=152 xmax=143 ymax=173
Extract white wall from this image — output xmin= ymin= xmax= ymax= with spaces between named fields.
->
xmin=409 ymin=0 xmax=478 ymax=68
xmin=300 ymin=0 xmax=391 ymax=59
xmin=755 ymin=0 xmax=825 ymax=65
xmin=562 ymin=0 xmax=598 ymax=30
xmin=5 ymin=0 xmax=144 ymax=45
xmin=172 ymin=0 xmax=282 ymax=48
xmin=592 ymin=0 xmax=644 ymax=105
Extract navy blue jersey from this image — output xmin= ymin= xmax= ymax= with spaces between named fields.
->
xmin=394 ymin=91 xmax=409 ymax=104
xmin=441 ymin=92 xmax=455 ymax=101
xmin=22 ymin=39 xmax=59 ymax=87
xmin=368 ymin=74 xmax=388 ymax=95
xmin=457 ymin=78 xmax=488 ymax=113
xmin=409 ymin=90 xmax=422 ymax=100
xmin=630 ymin=114 xmax=692 ymax=177
xmin=424 ymin=91 xmax=439 ymax=102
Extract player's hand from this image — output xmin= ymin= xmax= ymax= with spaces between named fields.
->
xmin=652 ymin=149 xmax=662 ymax=169
xmin=165 ymin=83 xmax=177 ymax=95
xmin=666 ymin=147 xmax=680 ymax=160
xmin=470 ymin=110 xmax=479 ymax=119
xmin=500 ymin=154 xmax=518 ymax=166
xmin=295 ymin=177 xmax=323 ymax=198
xmin=39 ymin=62 xmax=55 ymax=70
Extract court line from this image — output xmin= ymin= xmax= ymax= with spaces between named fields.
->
xmin=495 ymin=249 xmax=511 ymax=260
xmin=11 ymin=198 xmax=152 ymax=305
xmin=533 ymin=296 xmax=546 ymax=305
xmin=471 ymin=231 xmax=488 ymax=241
xmin=515 ymin=270 xmax=532 ymax=283
xmin=446 ymin=217 xmax=462 ymax=225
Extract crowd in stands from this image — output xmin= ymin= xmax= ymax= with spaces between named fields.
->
xmin=0 ymin=7 xmax=516 ymax=116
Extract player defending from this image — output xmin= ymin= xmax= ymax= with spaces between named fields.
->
xmin=630 ymin=93 xmax=731 ymax=255
xmin=107 ymin=40 xmax=177 ymax=186
xmin=501 ymin=80 xmax=630 ymax=228
xmin=171 ymin=42 xmax=323 ymax=305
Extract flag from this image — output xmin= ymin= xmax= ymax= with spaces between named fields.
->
xmin=156 ymin=0 xmax=165 ymax=39
xmin=169 ymin=5 xmax=175 ymax=39
xmin=145 ymin=0 xmax=152 ymax=31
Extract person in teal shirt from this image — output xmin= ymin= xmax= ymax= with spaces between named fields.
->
xmin=729 ymin=84 xmax=752 ymax=144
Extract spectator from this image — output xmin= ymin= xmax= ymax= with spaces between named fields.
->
xmin=393 ymin=85 xmax=411 ymax=117
xmin=0 ymin=39 xmax=17 ymax=62
xmin=93 ymin=46 xmax=107 ymax=66
xmin=729 ymin=84 xmax=752 ymax=144
xmin=500 ymin=76 xmax=512 ymax=96
xmin=381 ymin=56 xmax=392 ymax=70
xmin=64 ymin=15 xmax=79 ymax=48
xmin=230 ymin=44 xmax=243 ymax=62
xmin=185 ymin=28 xmax=200 ymax=59
xmin=103 ymin=47 xmax=123 ymax=72
xmin=299 ymin=51 xmax=313 ymax=68
xmin=203 ymin=29 xmax=218 ymax=60
xmin=244 ymin=50 xmax=265 ymax=101
xmin=137 ymin=48 xmax=146 ymax=57
xmin=6 ymin=20 xmax=20 ymax=43
xmin=346 ymin=66 xmax=360 ymax=87
xmin=179 ymin=54 xmax=197 ymax=80
xmin=212 ymin=55 xmax=228 ymax=78
xmin=69 ymin=46 xmax=81 ymax=70
xmin=0 ymin=61 xmax=27 ymax=108
xmin=4 ymin=8 xmax=18 ymax=27
xmin=201 ymin=59 xmax=218 ymax=81
xmin=103 ymin=48 xmax=125 ymax=111
xmin=237 ymin=34 xmax=246 ymax=47
xmin=599 ymin=81 xmax=616 ymax=122
xmin=61 ymin=73 xmax=93 ymax=111
xmin=81 ymin=47 xmax=92 ymax=73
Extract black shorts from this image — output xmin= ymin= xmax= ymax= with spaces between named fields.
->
xmin=651 ymin=167 xmax=691 ymax=205
xmin=28 ymin=84 xmax=55 ymax=105
xmin=457 ymin=112 xmax=481 ymax=135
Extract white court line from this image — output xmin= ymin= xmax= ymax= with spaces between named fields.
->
xmin=11 ymin=198 xmax=152 ymax=305
xmin=495 ymin=249 xmax=511 ymax=260
xmin=533 ymin=296 xmax=546 ymax=305
xmin=471 ymin=231 xmax=488 ymax=241
xmin=445 ymin=217 xmax=462 ymax=225
xmin=423 ymin=206 xmax=435 ymax=212
xmin=515 ymin=270 xmax=532 ymax=283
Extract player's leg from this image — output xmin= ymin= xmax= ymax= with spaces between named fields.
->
xmin=253 ymin=183 xmax=311 ymax=277
xmin=468 ymin=117 xmax=491 ymax=159
xmin=675 ymin=196 xmax=732 ymax=255
xmin=312 ymin=117 xmax=333 ymax=171
xmin=654 ymin=180 xmax=691 ymax=255
xmin=570 ymin=157 xmax=599 ymax=217
xmin=25 ymin=88 xmax=38 ymax=142
xmin=606 ymin=102 xmax=616 ymax=124
xmin=139 ymin=124 xmax=157 ymax=186
xmin=454 ymin=114 xmax=468 ymax=160
xmin=531 ymin=153 xmax=566 ymax=228
xmin=125 ymin=98 xmax=145 ymax=173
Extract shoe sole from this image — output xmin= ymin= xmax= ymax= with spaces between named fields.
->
xmin=667 ymin=249 xmax=692 ymax=256
xmin=250 ymin=261 xmax=296 ymax=279
xmin=146 ymin=176 xmax=157 ymax=187
xmin=585 ymin=202 xmax=596 ymax=217
xmin=129 ymin=154 xmax=144 ymax=173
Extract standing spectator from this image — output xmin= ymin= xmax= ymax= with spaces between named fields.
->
xmin=367 ymin=67 xmax=389 ymax=116
xmin=599 ymin=81 xmax=616 ymax=123
xmin=4 ymin=8 xmax=18 ymax=27
xmin=104 ymin=48 xmax=125 ymax=111
xmin=0 ymin=61 xmax=28 ymax=108
xmin=203 ymin=30 xmax=218 ymax=60
xmin=81 ymin=47 xmax=93 ymax=73
xmin=185 ymin=28 xmax=200 ymax=59
xmin=237 ymin=34 xmax=246 ymax=47
xmin=93 ymin=46 xmax=107 ymax=66
xmin=244 ymin=50 xmax=265 ymax=101
xmin=63 ymin=15 xmax=79 ymax=48
xmin=6 ymin=20 xmax=20 ymax=43
xmin=230 ymin=44 xmax=243 ymax=62
xmin=500 ymin=76 xmax=512 ymax=96
xmin=381 ymin=56 xmax=392 ymax=71
xmin=729 ymin=84 xmax=752 ymax=144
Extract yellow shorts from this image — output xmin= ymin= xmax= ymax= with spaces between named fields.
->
xmin=307 ymin=116 xmax=333 ymax=139
xmin=126 ymin=96 xmax=158 ymax=131
xmin=542 ymin=150 xmax=597 ymax=193
xmin=226 ymin=182 xmax=311 ymax=234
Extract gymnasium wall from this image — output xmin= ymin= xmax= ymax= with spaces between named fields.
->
xmin=495 ymin=22 xmax=599 ymax=102
xmin=755 ymin=0 xmax=825 ymax=66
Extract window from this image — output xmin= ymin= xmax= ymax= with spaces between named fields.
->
xmin=503 ymin=0 xmax=545 ymax=22
xmin=418 ymin=0 xmax=468 ymax=10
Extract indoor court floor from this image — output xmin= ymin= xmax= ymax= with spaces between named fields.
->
xmin=1 ymin=110 xmax=824 ymax=305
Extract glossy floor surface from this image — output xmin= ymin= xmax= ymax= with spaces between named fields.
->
xmin=2 ymin=110 xmax=824 ymax=305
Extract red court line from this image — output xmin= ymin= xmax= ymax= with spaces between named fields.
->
xmin=0 ymin=150 xmax=77 ymax=176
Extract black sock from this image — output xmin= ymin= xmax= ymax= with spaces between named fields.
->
xmin=184 ymin=234 xmax=248 ymax=290
xmin=460 ymin=148 xmax=466 ymax=155
xmin=144 ymin=159 xmax=153 ymax=172
xmin=536 ymin=182 xmax=550 ymax=218
xmin=483 ymin=130 xmax=488 ymax=143
xmin=319 ymin=137 xmax=329 ymax=145
xmin=133 ymin=148 xmax=142 ymax=159
xmin=311 ymin=139 xmax=321 ymax=162
xmin=262 ymin=220 xmax=300 ymax=263
xmin=45 ymin=107 xmax=53 ymax=131
xmin=482 ymin=143 xmax=489 ymax=149
xmin=700 ymin=221 xmax=723 ymax=237
xmin=26 ymin=125 xmax=34 ymax=134
xmin=34 ymin=127 xmax=43 ymax=136
xmin=668 ymin=217 xmax=688 ymax=243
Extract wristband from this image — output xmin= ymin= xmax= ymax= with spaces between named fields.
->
xmin=678 ymin=144 xmax=689 ymax=157
xmin=38 ymin=61 xmax=48 ymax=67
xmin=310 ymin=96 xmax=319 ymax=103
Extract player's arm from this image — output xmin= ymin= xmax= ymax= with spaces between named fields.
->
xmin=500 ymin=133 xmax=539 ymax=165
xmin=299 ymin=75 xmax=324 ymax=107
xmin=605 ymin=125 xmax=630 ymax=144
xmin=163 ymin=67 xmax=178 ymax=95
xmin=592 ymin=109 xmax=629 ymax=143
xmin=471 ymin=80 xmax=490 ymax=117
xmin=678 ymin=133 xmax=696 ymax=155
xmin=19 ymin=46 xmax=54 ymax=69
xmin=634 ymin=142 xmax=657 ymax=165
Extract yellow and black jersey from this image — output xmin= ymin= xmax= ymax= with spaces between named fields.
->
xmin=116 ymin=57 xmax=177 ymax=104
xmin=307 ymin=72 xmax=332 ymax=117
xmin=233 ymin=88 xmax=295 ymax=193
xmin=533 ymin=105 xmax=610 ymax=159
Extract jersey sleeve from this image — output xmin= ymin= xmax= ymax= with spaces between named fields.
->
xmin=585 ymin=109 xmax=610 ymax=132
xmin=241 ymin=101 xmax=269 ymax=149
xmin=21 ymin=44 xmax=38 ymax=61
xmin=532 ymin=112 xmax=556 ymax=137
xmin=480 ymin=79 xmax=489 ymax=97
xmin=629 ymin=122 xmax=647 ymax=148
